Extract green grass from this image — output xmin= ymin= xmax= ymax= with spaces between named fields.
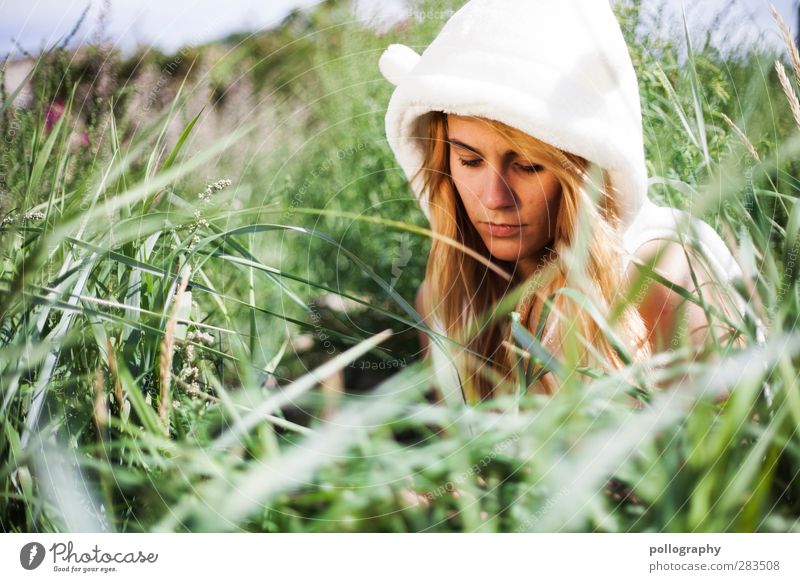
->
xmin=0 ymin=0 xmax=799 ymax=532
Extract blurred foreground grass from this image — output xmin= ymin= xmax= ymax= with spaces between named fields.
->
xmin=1 ymin=0 xmax=799 ymax=532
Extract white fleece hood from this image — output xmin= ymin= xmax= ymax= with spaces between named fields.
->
xmin=379 ymin=0 xmax=749 ymax=287
xmin=381 ymin=0 xmax=646 ymax=228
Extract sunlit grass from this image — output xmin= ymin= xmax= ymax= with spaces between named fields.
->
xmin=1 ymin=0 xmax=798 ymax=533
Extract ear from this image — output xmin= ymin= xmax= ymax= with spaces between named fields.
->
xmin=379 ymin=44 xmax=421 ymax=86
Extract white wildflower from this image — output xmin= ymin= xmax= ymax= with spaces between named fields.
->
xmin=209 ymin=178 xmax=232 ymax=192
xmin=176 ymin=328 xmax=215 ymax=395
xmin=192 ymin=210 xmax=209 ymax=228
xmin=186 ymin=211 xmax=209 ymax=253
xmin=185 ymin=342 xmax=195 ymax=362
xmin=2 ymin=211 xmax=46 ymax=225
xmin=187 ymin=330 xmax=215 ymax=346
xmin=197 ymin=178 xmax=232 ymax=201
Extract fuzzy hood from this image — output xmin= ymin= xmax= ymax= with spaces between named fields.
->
xmin=380 ymin=0 xmax=647 ymax=230
xmin=379 ymin=0 xmax=754 ymax=289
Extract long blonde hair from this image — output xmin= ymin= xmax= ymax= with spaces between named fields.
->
xmin=416 ymin=112 xmax=651 ymax=402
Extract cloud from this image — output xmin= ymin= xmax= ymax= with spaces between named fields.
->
xmin=1 ymin=0 xmax=795 ymax=58
xmin=0 ymin=0 xmax=323 ymax=55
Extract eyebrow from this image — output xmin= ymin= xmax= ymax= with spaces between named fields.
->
xmin=449 ymin=139 xmax=483 ymax=156
xmin=449 ymin=138 xmax=524 ymax=160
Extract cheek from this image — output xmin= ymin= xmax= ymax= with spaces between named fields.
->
xmin=547 ymin=183 xmax=563 ymax=220
xmin=450 ymin=167 xmax=482 ymax=212
xmin=521 ymin=176 xmax=562 ymax=216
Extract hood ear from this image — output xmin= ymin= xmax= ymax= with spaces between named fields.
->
xmin=379 ymin=44 xmax=421 ymax=86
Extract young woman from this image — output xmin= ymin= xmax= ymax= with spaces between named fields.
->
xmin=379 ymin=0 xmax=751 ymax=403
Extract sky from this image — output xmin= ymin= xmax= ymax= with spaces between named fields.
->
xmin=0 ymin=0 xmax=796 ymax=57
xmin=0 ymin=0 xmax=405 ymax=55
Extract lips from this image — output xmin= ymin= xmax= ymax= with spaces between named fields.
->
xmin=482 ymin=222 xmax=525 ymax=237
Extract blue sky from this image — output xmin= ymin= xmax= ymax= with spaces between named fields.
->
xmin=0 ymin=0 xmax=796 ymax=57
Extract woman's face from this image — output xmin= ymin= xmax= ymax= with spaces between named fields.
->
xmin=447 ymin=115 xmax=562 ymax=277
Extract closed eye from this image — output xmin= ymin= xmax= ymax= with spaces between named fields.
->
xmin=458 ymin=158 xmax=483 ymax=168
xmin=517 ymin=163 xmax=543 ymax=174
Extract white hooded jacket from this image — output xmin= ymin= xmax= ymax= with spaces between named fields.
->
xmin=378 ymin=0 xmax=761 ymax=402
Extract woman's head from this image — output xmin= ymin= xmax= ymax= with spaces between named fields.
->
xmin=416 ymin=111 xmax=649 ymax=401
xmin=380 ymin=0 xmax=649 ymax=232
xmin=446 ymin=114 xmax=565 ymax=278
xmin=417 ymin=111 xmax=624 ymax=278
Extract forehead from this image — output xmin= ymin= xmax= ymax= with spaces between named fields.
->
xmin=447 ymin=115 xmax=515 ymax=150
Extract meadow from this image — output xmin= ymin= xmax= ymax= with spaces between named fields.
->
xmin=1 ymin=0 xmax=799 ymax=532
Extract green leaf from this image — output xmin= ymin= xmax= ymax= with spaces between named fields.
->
xmin=161 ymin=108 xmax=204 ymax=173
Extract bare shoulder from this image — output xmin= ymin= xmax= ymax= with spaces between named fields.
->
xmin=631 ymin=238 xmax=719 ymax=301
xmin=630 ymin=239 xmax=738 ymax=350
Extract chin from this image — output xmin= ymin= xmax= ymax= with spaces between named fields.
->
xmin=484 ymin=241 xmax=525 ymax=263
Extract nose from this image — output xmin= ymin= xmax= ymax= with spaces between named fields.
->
xmin=481 ymin=164 xmax=518 ymax=212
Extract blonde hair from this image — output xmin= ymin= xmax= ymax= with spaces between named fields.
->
xmin=415 ymin=112 xmax=651 ymax=402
